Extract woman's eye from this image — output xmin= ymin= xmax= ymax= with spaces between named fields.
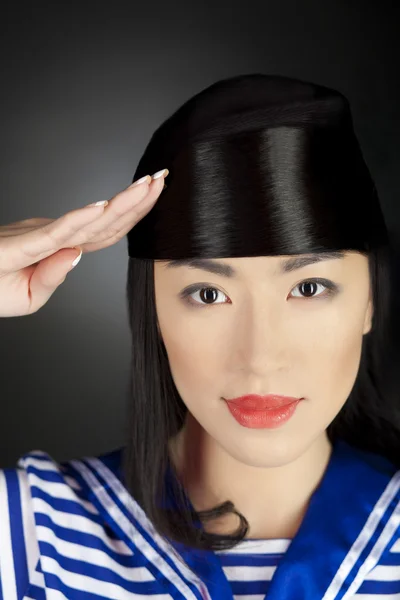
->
xmin=180 ymin=285 xmax=229 ymax=307
xmin=180 ymin=278 xmax=338 ymax=307
xmin=290 ymin=279 xmax=337 ymax=299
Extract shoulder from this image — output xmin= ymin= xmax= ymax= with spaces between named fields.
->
xmin=15 ymin=445 xmax=126 ymax=499
xmin=0 ymin=460 xmax=39 ymax=598
xmin=0 ymin=445 xmax=126 ymax=598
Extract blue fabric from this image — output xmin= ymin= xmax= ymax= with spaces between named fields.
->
xmin=94 ymin=438 xmax=400 ymax=598
xmin=159 ymin=439 xmax=400 ymax=599
xmin=1 ymin=438 xmax=400 ymax=599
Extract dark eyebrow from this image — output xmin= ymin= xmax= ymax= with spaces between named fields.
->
xmin=164 ymin=251 xmax=345 ymax=278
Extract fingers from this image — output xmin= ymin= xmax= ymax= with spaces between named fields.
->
xmin=0 ymin=203 xmax=108 ymax=275
xmin=0 ymin=219 xmax=54 ymax=237
xmin=76 ymin=172 xmax=166 ymax=252
xmin=26 ymin=248 xmax=80 ymax=314
xmin=58 ymin=171 xmax=167 ymax=253
xmin=0 ymin=171 xmax=168 ymax=275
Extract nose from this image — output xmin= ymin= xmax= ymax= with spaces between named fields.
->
xmin=233 ymin=302 xmax=289 ymax=375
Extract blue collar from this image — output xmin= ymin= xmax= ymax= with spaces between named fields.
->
xmin=88 ymin=438 xmax=400 ymax=599
xmin=162 ymin=438 xmax=400 ymax=599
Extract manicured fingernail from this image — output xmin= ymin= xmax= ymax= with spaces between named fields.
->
xmin=152 ymin=169 xmax=169 ymax=180
xmin=71 ymin=248 xmax=83 ymax=268
xmin=86 ymin=200 xmax=108 ymax=208
xmin=130 ymin=175 xmax=151 ymax=187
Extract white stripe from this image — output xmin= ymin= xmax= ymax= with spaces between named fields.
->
xmin=216 ymin=539 xmax=291 ymax=555
xmin=19 ymin=455 xmax=60 ymax=472
xmin=27 ymin=466 xmax=86 ymax=501
xmin=343 ymin=498 xmax=400 ymax=597
xmin=47 ymin=591 xmax=69 ymax=600
xmin=22 ymin=455 xmax=80 ymax=493
xmin=32 ymin=495 xmax=132 ymax=555
xmin=74 ymin=457 xmax=211 ymax=600
xmin=36 ymin=524 xmax=155 ymax=582
xmin=63 ymin=475 xmax=82 ymax=491
xmin=29 ymin=469 xmax=98 ymax=515
xmin=390 ymin=538 xmax=400 ymax=553
xmin=24 ymin=592 xmax=68 ymax=600
xmin=24 ymin=458 xmax=99 ymax=515
xmin=17 ymin=470 xmax=40 ymax=584
xmin=18 ymin=450 xmax=48 ymax=460
xmin=232 ymin=596 xmax=265 ymax=600
xmin=28 ymin=562 xmax=46 ymax=590
xmin=24 ymin=581 xmax=69 ymax=600
xmin=353 ymin=595 xmax=400 ymax=599
xmin=40 ymin=554 xmax=172 ymax=600
xmin=0 ymin=470 xmax=18 ymax=600
xmin=322 ymin=470 xmax=400 ymax=600
xmin=363 ymin=564 xmax=400 ymax=581
xmin=222 ymin=564 xmax=277 ymax=581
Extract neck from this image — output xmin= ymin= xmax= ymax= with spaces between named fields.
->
xmin=168 ymin=413 xmax=333 ymax=540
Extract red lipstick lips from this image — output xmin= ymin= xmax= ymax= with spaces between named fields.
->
xmin=224 ymin=394 xmax=303 ymax=429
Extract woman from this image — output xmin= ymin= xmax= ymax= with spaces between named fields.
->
xmin=1 ymin=73 xmax=399 ymax=599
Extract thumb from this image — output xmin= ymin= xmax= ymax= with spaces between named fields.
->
xmin=66 ymin=247 xmax=83 ymax=272
xmin=28 ymin=247 xmax=83 ymax=312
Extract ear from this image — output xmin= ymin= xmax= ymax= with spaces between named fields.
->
xmin=363 ymin=294 xmax=374 ymax=335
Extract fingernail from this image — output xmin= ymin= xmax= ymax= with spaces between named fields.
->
xmin=71 ymin=248 xmax=83 ymax=268
xmin=152 ymin=168 xmax=169 ymax=180
xmin=130 ymin=175 xmax=151 ymax=187
xmin=86 ymin=200 xmax=108 ymax=208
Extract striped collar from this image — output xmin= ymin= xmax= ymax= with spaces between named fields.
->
xmin=67 ymin=439 xmax=400 ymax=599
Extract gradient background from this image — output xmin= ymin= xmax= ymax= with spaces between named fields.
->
xmin=1 ymin=2 xmax=399 ymax=467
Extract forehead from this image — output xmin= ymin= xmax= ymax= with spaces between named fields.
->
xmin=156 ymin=251 xmax=358 ymax=279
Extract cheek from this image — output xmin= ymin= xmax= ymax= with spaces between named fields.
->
xmin=307 ymin=319 xmax=365 ymax=411
xmin=159 ymin=315 xmax=226 ymax=401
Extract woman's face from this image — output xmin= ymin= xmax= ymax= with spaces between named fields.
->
xmin=154 ymin=251 xmax=373 ymax=467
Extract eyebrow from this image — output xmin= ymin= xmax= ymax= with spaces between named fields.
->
xmin=164 ymin=251 xmax=345 ymax=278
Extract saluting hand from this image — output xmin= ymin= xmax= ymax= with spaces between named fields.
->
xmin=0 ymin=169 xmax=168 ymax=317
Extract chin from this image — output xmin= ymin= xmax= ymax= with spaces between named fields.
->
xmin=223 ymin=435 xmax=301 ymax=469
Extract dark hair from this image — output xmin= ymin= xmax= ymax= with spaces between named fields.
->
xmin=122 ymin=73 xmax=398 ymax=552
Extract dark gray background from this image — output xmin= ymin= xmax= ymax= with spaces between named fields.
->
xmin=1 ymin=2 xmax=399 ymax=468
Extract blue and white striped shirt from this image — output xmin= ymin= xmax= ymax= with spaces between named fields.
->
xmin=1 ymin=439 xmax=400 ymax=599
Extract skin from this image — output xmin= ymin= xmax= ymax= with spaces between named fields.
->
xmin=154 ymin=251 xmax=373 ymax=539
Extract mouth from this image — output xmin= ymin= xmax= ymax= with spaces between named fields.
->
xmin=223 ymin=394 xmax=303 ymax=410
xmin=223 ymin=395 xmax=304 ymax=429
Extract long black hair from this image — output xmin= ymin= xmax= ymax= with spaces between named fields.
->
xmin=122 ymin=73 xmax=398 ymax=552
